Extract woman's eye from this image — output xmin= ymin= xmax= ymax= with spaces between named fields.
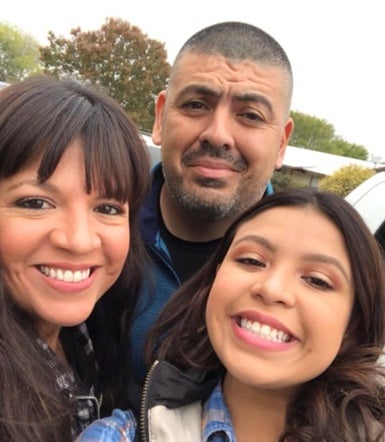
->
xmin=303 ymin=275 xmax=333 ymax=291
xmin=95 ymin=204 xmax=123 ymax=215
xmin=16 ymin=198 xmax=51 ymax=209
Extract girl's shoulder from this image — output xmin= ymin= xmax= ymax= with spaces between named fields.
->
xmin=75 ymin=408 xmax=137 ymax=442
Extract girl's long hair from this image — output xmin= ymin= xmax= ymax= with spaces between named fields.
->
xmin=148 ymin=188 xmax=385 ymax=441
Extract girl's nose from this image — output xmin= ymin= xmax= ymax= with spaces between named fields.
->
xmin=250 ymin=268 xmax=296 ymax=307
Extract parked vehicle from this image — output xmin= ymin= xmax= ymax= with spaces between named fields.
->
xmin=345 ymin=171 xmax=385 ymax=249
xmin=141 ymin=132 xmax=161 ymax=167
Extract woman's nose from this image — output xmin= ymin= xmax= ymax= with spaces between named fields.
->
xmin=49 ymin=212 xmax=101 ymax=254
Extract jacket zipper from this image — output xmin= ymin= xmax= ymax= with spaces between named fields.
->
xmin=139 ymin=360 xmax=159 ymax=442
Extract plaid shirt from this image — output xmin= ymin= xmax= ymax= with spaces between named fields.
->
xmin=37 ymin=322 xmax=101 ymax=440
xmin=76 ymin=381 xmax=236 ymax=441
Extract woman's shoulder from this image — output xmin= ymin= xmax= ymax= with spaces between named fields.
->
xmin=75 ymin=408 xmax=137 ymax=442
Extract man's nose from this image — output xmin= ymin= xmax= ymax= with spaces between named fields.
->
xmin=199 ymin=108 xmax=235 ymax=150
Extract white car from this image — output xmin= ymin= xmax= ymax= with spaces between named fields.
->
xmin=345 ymin=172 xmax=385 ymax=248
xmin=141 ymin=132 xmax=161 ymax=166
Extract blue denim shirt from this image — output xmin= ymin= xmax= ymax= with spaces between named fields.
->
xmin=76 ymin=381 xmax=236 ymax=441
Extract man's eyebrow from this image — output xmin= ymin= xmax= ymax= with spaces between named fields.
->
xmin=234 ymin=92 xmax=273 ymax=114
xmin=176 ymin=85 xmax=273 ymax=112
xmin=176 ymin=84 xmax=220 ymax=99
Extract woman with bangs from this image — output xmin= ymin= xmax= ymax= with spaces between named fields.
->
xmin=0 ymin=75 xmax=150 ymax=441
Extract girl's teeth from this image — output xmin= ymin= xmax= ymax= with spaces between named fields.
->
xmin=240 ymin=317 xmax=290 ymax=343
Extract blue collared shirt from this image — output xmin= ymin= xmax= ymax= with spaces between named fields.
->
xmin=203 ymin=381 xmax=235 ymax=441
xmin=76 ymin=381 xmax=236 ymax=441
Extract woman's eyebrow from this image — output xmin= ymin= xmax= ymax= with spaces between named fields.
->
xmin=5 ymin=179 xmax=56 ymax=192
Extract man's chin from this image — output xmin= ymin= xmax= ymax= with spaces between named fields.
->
xmin=178 ymin=194 xmax=239 ymax=221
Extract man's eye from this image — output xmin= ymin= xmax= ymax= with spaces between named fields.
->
xmin=240 ymin=111 xmax=265 ymax=123
xmin=247 ymin=112 xmax=263 ymax=121
xmin=16 ymin=198 xmax=51 ymax=209
xmin=184 ymin=101 xmax=206 ymax=110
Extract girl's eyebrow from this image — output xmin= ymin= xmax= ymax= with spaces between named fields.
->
xmin=301 ymin=254 xmax=350 ymax=283
xmin=232 ymin=234 xmax=275 ymax=252
xmin=232 ymin=234 xmax=350 ymax=283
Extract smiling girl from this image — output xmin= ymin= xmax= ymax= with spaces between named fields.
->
xmin=78 ymin=188 xmax=385 ymax=441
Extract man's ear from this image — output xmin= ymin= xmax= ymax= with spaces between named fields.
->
xmin=275 ymin=116 xmax=294 ymax=169
xmin=152 ymin=90 xmax=167 ymax=146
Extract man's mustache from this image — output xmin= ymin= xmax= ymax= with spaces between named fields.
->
xmin=182 ymin=142 xmax=247 ymax=172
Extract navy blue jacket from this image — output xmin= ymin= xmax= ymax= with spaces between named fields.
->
xmin=129 ymin=164 xmax=181 ymax=381
xmin=129 ymin=163 xmax=273 ymax=382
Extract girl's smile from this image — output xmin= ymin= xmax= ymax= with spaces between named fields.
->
xmin=206 ymin=206 xmax=353 ymax=392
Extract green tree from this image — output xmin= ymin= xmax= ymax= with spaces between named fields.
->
xmin=290 ymin=110 xmax=368 ymax=160
xmin=40 ymin=18 xmax=170 ymax=131
xmin=0 ymin=22 xmax=41 ymax=82
xmin=271 ymin=170 xmax=295 ymax=191
xmin=318 ymin=164 xmax=375 ymax=197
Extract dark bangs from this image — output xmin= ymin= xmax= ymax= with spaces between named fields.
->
xmin=38 ymin=100 xmax=147 ymax=207
xmin=0 ymin=76 xmax=149 ymax=213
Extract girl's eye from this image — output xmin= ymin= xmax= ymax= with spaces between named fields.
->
xmin=303 ymin=275 xmax=333 ymax=291
xmin=236 ymin=256 xmax=266 ymax=268
xmin=95 ymin=204 xmax=124 ymax=215
xmin=16 ymin=198 xmax=52 ymax=209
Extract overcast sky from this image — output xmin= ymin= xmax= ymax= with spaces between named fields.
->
xmin=3 ymin=0 xmax=384 ymax=160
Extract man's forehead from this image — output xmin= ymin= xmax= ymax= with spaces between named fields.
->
xmin=171 ymin=52 xmax=289 ymax=93
xmin=166 ymin=53 xmax=292 ymax=118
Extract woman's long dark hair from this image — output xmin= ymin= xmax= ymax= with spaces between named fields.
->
xmin=148 ymin=188 xmax=385 ymax=441
xmin=0 ymin=75 xmax=150 ymax=440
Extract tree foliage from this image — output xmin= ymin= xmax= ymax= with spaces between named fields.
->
xmin=318 ymin=164 xmax=374 ymax=197
xmin=290 ymin=110 xmax=368 ymax=160
xmin=271 ymin=170 xmax=295 ymax=191
xmin=40 ymin=18 xmax=171 ymax=131
xmin=0 ymin=22 xmax=41 ymax=82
